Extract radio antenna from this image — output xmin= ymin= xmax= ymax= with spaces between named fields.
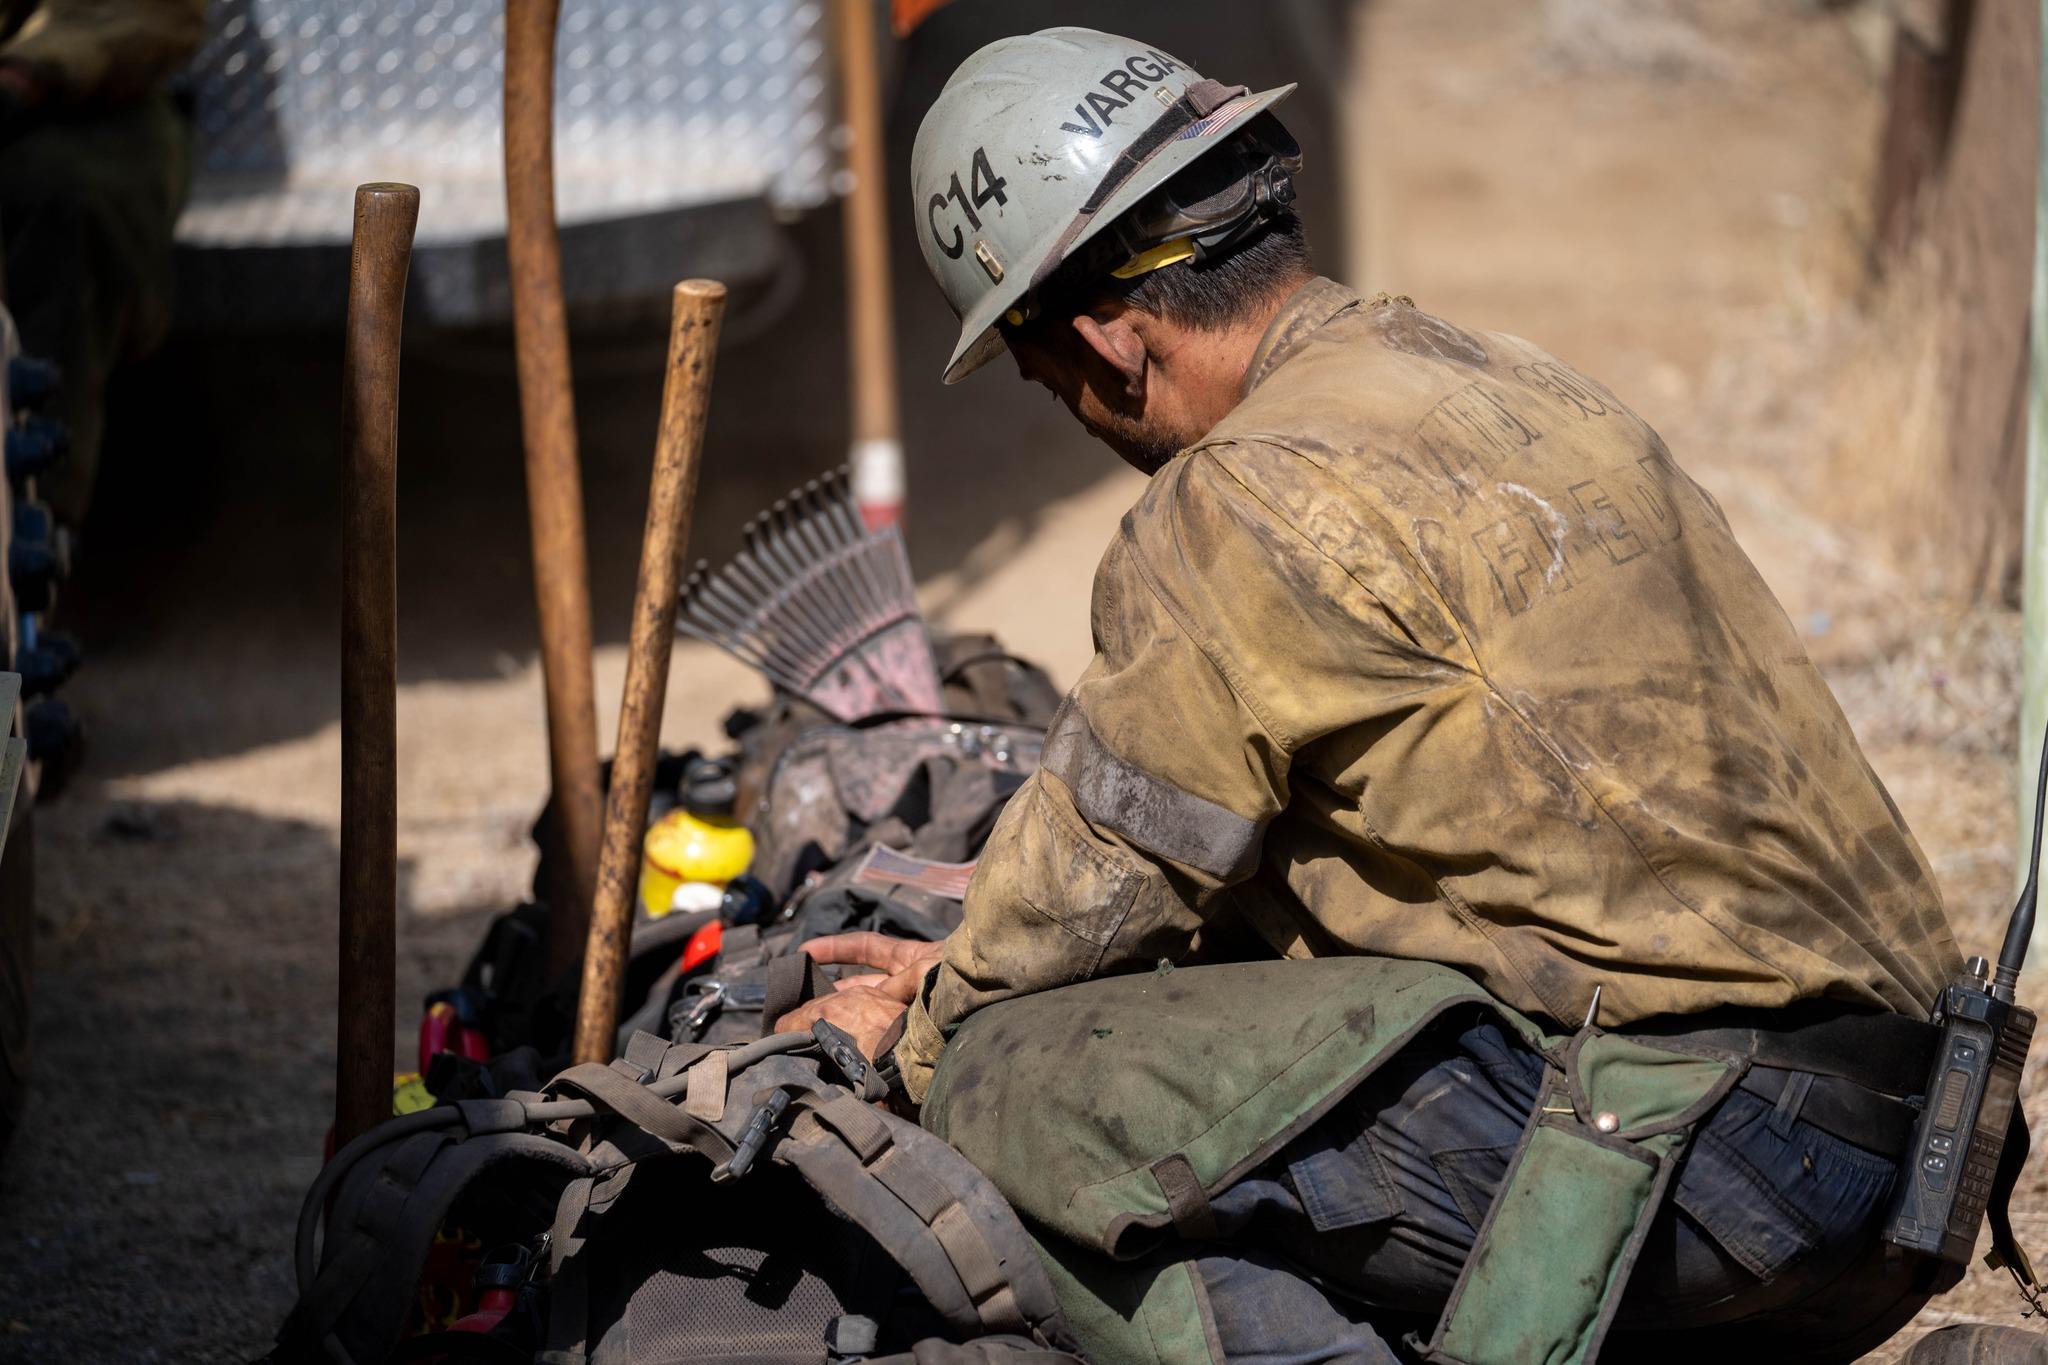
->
xmin=1996 ymin=722 xmax=2048 ymax=998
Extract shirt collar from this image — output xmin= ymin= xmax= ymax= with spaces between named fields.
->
xmin=1241 ymin=276 xmax=1361 ymax=399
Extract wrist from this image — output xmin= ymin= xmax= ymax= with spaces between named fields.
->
xmin=872 ymin=1012 xmax=918 ymax=1118
xmin=894 ymin=968 xmax=948 ymax=1106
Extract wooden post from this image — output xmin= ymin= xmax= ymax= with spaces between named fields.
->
xmin=505 ymin=0 xmax=605 ymax=974
xmin=573 ymin=281 xmax=728 ymax=1064
xmin=338 ymin=182 xmax=418 ymax=1148
xmin=2022 ymin=0 xmax=2048 ymax=938
xmin=834 ymin=0 xmax=905 ymax=529
xmin=1870 ymin=0 xmax=1975 ymax=268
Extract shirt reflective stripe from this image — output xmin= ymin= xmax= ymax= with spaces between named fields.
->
xmin=1042 ymin=706 xmax=1264 ymax=882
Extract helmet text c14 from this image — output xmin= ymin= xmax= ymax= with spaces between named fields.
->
xmin=928 ymin=147 xmax=1011 ymax=261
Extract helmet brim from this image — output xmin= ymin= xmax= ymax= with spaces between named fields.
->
xmin=938 ymin=81 xmax=1298 ymax=385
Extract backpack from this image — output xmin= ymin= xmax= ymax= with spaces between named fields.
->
xmin=463 ymin=634 xmax=1059 ymax=1072
xmin=268 ymin=1027 xmax=1080 ymax=1365
xmin=736 ymin=715 xmax=1044 ymax=907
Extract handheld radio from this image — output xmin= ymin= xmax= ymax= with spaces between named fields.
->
xmin=1881 ymin=726 xmax=2044 ymax=1265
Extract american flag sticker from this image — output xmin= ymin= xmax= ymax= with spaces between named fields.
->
xmin=1175 ymin=98 xmax=1258 ymax=141
xmin=853 ymin=845 xmax=978 ymax=902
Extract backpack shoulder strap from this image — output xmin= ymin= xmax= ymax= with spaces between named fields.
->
xmin=283 ymin=1125 xmax=590 ymax=1365
xmin=778 ymin=1092 xmax=1077 ymax=1355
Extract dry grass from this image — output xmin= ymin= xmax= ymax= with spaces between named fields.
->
xmin=1661 ymin=230 xmax=2048 ymax=1365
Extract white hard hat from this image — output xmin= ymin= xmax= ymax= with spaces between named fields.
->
xmin=912 ymin=27 xmax=1298 ymax=384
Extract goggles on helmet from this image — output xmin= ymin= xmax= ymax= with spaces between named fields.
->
xmin=1001 ymin=111 xmax=1303 ymax=330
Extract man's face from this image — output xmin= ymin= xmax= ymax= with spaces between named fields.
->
xmin=1004 ymin=324 xmax=1187 ymax=476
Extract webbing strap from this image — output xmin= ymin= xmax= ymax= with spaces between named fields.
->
xmin=545 ymin=1062 xmax=717 ymax=1154
xmin=761 ymin=952 xmax=836 ymax=1038
xmin=302 ymin=1234 xmax=393 ymax=1343
xmin=1625 ymin=1006 xmax=1937 ymax=1095
xmin=684 ymin=1050 xmax=729 ymax=1123
xmin=543 ymin=1177 xmax=594 ymax=1365
xmin=1989 ymin=1110 xmax=2038 ymax=1290
xmin=1150 ymin=1154 xmax=1219 ymax=1240
xmin=781 ymin=1133 xmax=981 ymax=1328
xmin=812 ymin=1092 xmax=895 ymax=1161
xmin=547 ymin=1176 xmax=595 ymax=1271
xmin=871 ymin=1145 xmax=952 ymax=1221
xmin=621 ymin=1031 xmax=668 ymax=1075
xmin=979 ymin=1284 xmax=1023 ymax=1337
xmin=306 ymin=1127 xmax=457 ymax=1340
xmin=657 ymin=1040 xmax=713 ymax=1081
xmin=785 ymin=1096 xmax=1029 ymax=1339
xmin=932 ymin=1202 xmax=1008 ymax=1300
xmin=454 ymin=1098 xmax=527 ymax=1135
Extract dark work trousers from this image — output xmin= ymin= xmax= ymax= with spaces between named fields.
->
xmin=1197 ymin=1010 xmax=1942 ymax=1364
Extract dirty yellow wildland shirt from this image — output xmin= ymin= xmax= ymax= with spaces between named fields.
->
xmin=895 ymin=277 xmax=1959 ymax=1101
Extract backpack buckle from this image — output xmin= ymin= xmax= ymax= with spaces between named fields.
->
xmin=711 ymin=1089 xmax=793 ymax=1183
xmin=811 ymin=1019 xmax=882 ymax=1099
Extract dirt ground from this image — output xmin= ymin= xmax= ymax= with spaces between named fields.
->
xmin=1 ymin=0 xmax=2043 ymax=1359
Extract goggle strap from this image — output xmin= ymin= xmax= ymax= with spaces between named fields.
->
xmin=1110 ymin=237 xmax=1199 ymax=280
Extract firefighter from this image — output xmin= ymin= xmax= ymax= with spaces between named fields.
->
xmin=785 ymin=28 xmax=2003 ymax=1362
xmin=0 ymin=0 xmax=207 ymax=524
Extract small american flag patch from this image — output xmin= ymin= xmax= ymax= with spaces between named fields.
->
xmin=1175 ymin=98 xmax=1257 ymax=141
xmin=853 ymin=846 xmax=978 ymax=902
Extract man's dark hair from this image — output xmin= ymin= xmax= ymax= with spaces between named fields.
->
xmin=1101 ymin=211 xmax=1313 ymax=332
xmin=1021 ymin=208 xmax=1313 ymax=341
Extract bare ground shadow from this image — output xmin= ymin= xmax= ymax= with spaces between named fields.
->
xmin=0 ymin=792 xmax=497 ymax=1362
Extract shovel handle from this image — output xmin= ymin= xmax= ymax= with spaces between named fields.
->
xmin=338 ymin=182 xmax=418 ymax=1148
xmin=573 ymin=281 xmax=729 ymax=1065
xmin=506 ymin=0 xmax=605 ymax=975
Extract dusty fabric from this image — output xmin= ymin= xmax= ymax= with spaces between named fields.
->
xmin=896 ymin=277 xmax=1960 ymax=1100
xmin=1 ymin=0 xmax=205 ymax=106
xmin=743 ymin=717 xmax=1041 ymax=901
xmin=921 ymin=958 xmax=1532 ymax=1258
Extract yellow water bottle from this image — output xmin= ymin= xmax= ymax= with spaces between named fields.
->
xmin=639 ymin=758 xmax=755 ymax=919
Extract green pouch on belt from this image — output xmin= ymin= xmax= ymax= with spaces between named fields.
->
xmin=1422 ymin=1031 xmax=1742 ymax=1365
xmin=926 ymin=961 xmax=1746 ymax=1365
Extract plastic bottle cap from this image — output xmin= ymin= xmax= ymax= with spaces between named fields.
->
xmin=670 ymin=880 xmax=726 ymax=915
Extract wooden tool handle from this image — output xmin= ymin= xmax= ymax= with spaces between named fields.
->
xmin=834 ymin=0 xmax=904 ymax=528
xmin=573 ymin=280 xmax=729 ymax=1065
xmin=338 ymin=181 xmax=418 ymax=1148
xmin=505 ymin=0 xmax=605 ymax=975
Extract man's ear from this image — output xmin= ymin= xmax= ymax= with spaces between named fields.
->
xmin=1071 ymin=311 xmax=1146 ymax=399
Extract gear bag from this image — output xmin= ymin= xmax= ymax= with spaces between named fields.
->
xmin=270 ymin=1028 xmax=1079 ymax=1365
xmin=739 ymin=716 xmax=1043 ymax=906
xmin=428 ymin=691 xmax=1051 ymax=1067
xmin=924 ymin=957 xmax=1755 ymax=1365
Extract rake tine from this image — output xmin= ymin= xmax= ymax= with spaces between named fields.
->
xmin=677 ymin=616 xmax=840 ymax=714
xmin=777 ymin=492 xmax=867 ymax=635
xmin=674 ymin=469 xmax=941 ymax=720
xmin=714 ymin=553 xmax=840 ymax=665
xmin=697 ymin=580 xmax=824 ymax=683
xmin=736 ymin=536 xmax=846 ymax=667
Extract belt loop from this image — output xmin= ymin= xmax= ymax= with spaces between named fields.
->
xmin=1768 ymin=1069 xmax=1816 ymax=1138
xmin=1151 ymin=1153 xmax=1220 ymax=1241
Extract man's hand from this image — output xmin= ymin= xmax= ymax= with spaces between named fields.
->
xmin=772 ymin=932 xmax=946 ymax=1061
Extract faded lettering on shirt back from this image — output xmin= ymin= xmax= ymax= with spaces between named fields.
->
xmin=1469 ymin=457 xmax=1687 ymax=616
